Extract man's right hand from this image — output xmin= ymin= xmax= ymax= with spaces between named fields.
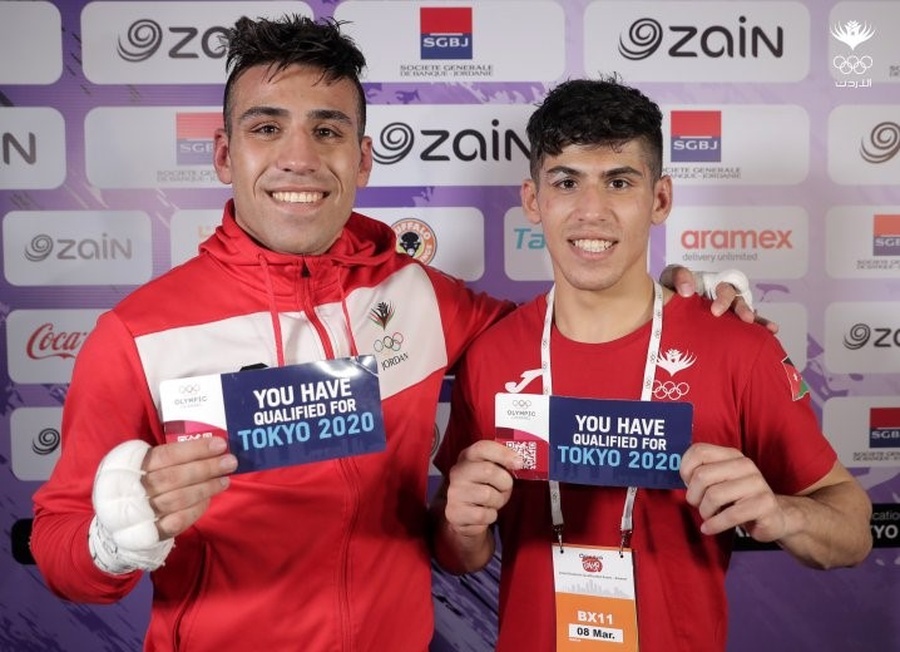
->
xmin=444 ymin=440 xmax=522 ymax=538
xmin=143 ymin=437 xmax=238 ymax=540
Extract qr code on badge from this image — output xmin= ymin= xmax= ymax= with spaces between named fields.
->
xmin=505 ymin=441 xmax=537 ymax=470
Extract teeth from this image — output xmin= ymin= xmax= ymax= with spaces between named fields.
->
xmin=572 ymin=238 xmax=613 ymax=253
xmin=272 ymin=191 xmax=322 ymax=203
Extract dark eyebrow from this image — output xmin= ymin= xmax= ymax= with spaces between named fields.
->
xmin=543 ymin=165 xmax=644 ymax=179
xmin=236 ymin=106 xmax=354 ymax=126
xmin=309 ymin=108 xmax=353 ymax=126
xmin=236 ymin=105 xmax=287 ymax=124
xmin=603 ymin=165 xmax=644 ymax=179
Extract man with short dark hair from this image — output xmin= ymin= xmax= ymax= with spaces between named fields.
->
xmin=430 ymin=77 xmax=872 ymax=652
xmin=32 ymin=15 xmax=510 ymax=650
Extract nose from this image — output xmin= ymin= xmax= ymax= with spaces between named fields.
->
xmin=276 ymin=129 xmax=319 ymax=173
xmin=576 ymin=184 xmax=609 ymax=221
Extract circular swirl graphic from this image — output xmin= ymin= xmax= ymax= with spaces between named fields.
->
xmin=618 ymin=18 xmax=663 ymax=60
xmin=24 ymin=234 xmax=54 ymax=262
xmin=860 ymin=122 xmax=900 ymax=164
xmin=832 ymin=54 xmax=873 ymax=75
xmin=843 ymin=323 xmax=871 ymax=349
xmin=32 ymin=428 xmax=61 ymax=456
xmin=117 ymin=19 xmax=163 ymax=62
xmin=372 ymin=122 xmax=414 ymax=164
xmin=652 ymin=380 xmax=690 ymax=400
xmin=373 ymin=333 xmax=404 ymax=352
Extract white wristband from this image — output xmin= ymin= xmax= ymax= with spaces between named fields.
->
xmin=89 ymin=440 xmax=174 ymax=574
xmin=695 ymin=269 xmax=754 ymax=312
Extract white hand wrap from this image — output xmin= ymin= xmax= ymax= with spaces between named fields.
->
xmin=695 ymin=268 xmax=754 ymax=312
xmin=88 ymin=440 xmax=174 ymax=574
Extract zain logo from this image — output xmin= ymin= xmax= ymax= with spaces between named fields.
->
xmin=116 ymin=19 xmax=228 ymax=62
xmin=830 ymin=20 xmax=875 ymax=51
xmin=25 ymin=234 xmax=54 ymax=261
xmin=617 ymin=16 xmax=784 ymax=60
xmin=843 ymin=323 xmax=900 ymax=349
xmin=24 ymin=233 xmax=133 ymax=261
xmin=117 ymin=19 xmax=163 ymax=62
xmin=373 ymin=122 xmax=414 ymax=164
xmin=860 ymin=122 xmax=900 ymax=164
xmin=619 ymin=18 xmax=664 ymax=59
xmin=32 ymin=428 xmax=60 ymax=456
xmin=843 ymin=323 xmax=871 ymax=349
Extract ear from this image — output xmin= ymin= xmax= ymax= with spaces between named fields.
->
xmin=356 ymin=136 xmax=373 ymax=188
xmin=650 ymin=175 xmax=673 ymax=226
xmin=520 ymin=178 xmax=542 ymax=225
xmin=213 ymin=128 xmax=232 ymax=184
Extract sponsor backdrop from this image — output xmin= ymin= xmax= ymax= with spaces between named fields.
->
xmin=1 ymin=0 xmax=898 ymax=650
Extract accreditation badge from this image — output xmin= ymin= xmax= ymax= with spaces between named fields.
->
xmin=552 ymin=544 xmax=639 ymax=651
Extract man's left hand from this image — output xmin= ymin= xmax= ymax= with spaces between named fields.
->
xmin=659 ymin=265 xmax=778 ymax=333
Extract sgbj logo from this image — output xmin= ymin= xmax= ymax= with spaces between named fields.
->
xmin=420 ymin=7 xmax=472 ymax=60
xmin=670 ymin=111 xmax=721 ymax=162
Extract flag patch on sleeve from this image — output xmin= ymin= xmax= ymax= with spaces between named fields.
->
xmin=781 ymin=356 xmax=809 ymax=401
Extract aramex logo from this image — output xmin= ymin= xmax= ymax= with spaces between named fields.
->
xmin=680 ymin=229 xmax=793 ymax=249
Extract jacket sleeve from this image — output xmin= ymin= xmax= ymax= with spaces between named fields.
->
xmin=31 ymin=310 xmax=163 ymax=602
xmin=425 ymin=267 xmax=515 ymax=370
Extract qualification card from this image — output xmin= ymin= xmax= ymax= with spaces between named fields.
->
xmin=160 ymin=356 xmax=386 ymax=473
xmin=495 ymin=394 xmax=693 ymax=489
xmin=550 ymin=397 xmax=693 ymax=489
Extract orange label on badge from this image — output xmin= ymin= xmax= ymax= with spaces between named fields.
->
xmin=553 ymin=546 xmax=640 ymax=651
xmin=556 ymin=592 xmax=639 ymax=651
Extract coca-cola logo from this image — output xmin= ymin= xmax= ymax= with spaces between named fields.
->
xmin=26 ymin=323 xmax=89 ymax=360
xmin=580 ymin=554 xmax=603 ymax=573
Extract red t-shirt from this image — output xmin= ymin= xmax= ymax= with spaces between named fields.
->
xmin=436 ymin=293 xmax=836 ymax=652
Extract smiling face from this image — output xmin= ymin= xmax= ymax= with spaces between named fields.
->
xmin=213 ymin=63 xmax=373 ymax=255
xmin=521 ymin=140 xmax=672 ymax=298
